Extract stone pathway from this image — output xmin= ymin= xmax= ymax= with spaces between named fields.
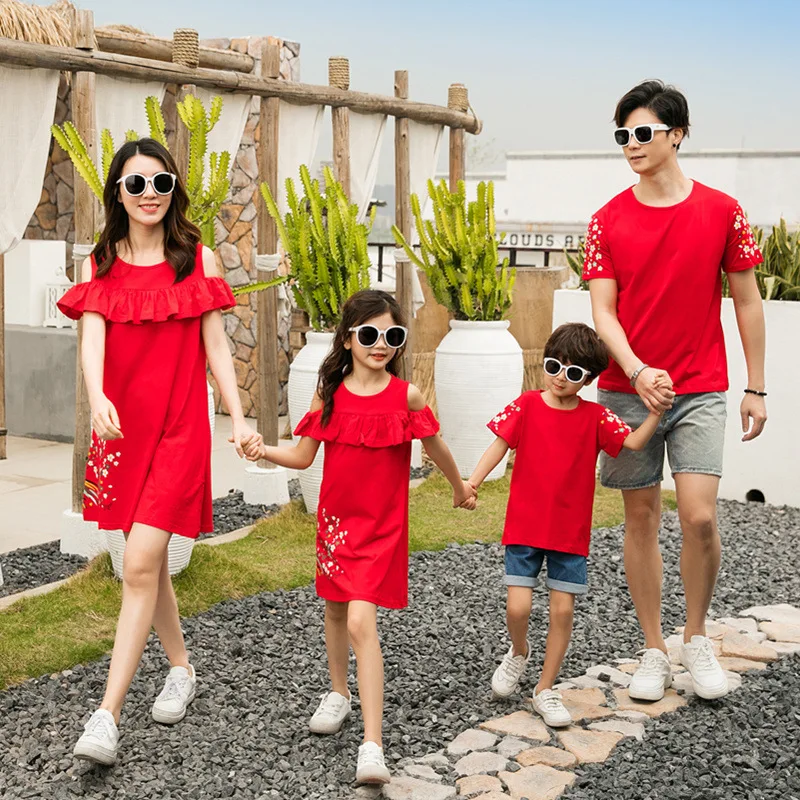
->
xmin=355 ymin=604 xmax=800 ymax=800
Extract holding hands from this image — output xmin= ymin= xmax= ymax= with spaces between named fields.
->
xmin=454 ymin=479 xmax=478 ymax=511
xmin=633 ymin=366 xmax=675 ymax=414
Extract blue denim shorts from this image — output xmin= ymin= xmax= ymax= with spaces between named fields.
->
xmin=598 ymin=389 xmax=727 ymax=490
xmin=504 ymin=545 xmax=588 ymax=595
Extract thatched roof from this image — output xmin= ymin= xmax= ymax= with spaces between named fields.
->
xmin=0 ymin=0 xmax=75 ymax=47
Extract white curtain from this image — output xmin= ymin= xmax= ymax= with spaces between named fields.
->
xmin=94 ymin=75 xmax=166 ymax=156
xmin=195 ymin=88 xmax=251 ymax=179
xmin=277 ymin=101 xmax=325 ymax=215
xmin=409 ymin=120 xmax=444 ymax=224
xmin=0 ymin=66 xmax=60 ymax=254
xmin=349 ymin=111 xmax=387 ymax=223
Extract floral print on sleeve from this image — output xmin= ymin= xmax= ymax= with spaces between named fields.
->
xmin=598 ymin=406 xmax=632 ymax=458
xmin=581 ymin=216 xmax=616 ymax=281
xmin=487 ymin=396 xmax=525 ymax=449
xmin=723 ymin=203 xmax=763 ymax=273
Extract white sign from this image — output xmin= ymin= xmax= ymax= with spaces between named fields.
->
xmin=497 ymin=231 xmax=585 ymax=250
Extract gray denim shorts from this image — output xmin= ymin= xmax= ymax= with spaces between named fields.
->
xmin=598 ymin=389 xmax=727 ymax=490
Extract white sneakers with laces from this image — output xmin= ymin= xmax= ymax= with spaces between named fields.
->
xmin=491 ymin=641 xmax=531 ymax=698
xmin=531 ymin=687 xmax=572 ymax=728
xmin=308 ymin=690 xmax=352 ymax=734
xmin=680 ymin=635 xmax=729 ymax=699
xmin=152 ymin=664 xmax=197 ymax=724
xmin=356 ymin=741 xmax=391 ymax=784
xmin=629 ymin=648 xmax=673 ymax=701
xmin=73 ymin=709 xmax=119 ymax=765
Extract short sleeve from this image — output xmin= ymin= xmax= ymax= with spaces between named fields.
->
xmin=582 ymin=214 xmax=616 ymax=281
xmin=487 ymin=395 xmax=525 ymax=449
xmin=598 ymin=406 xmax=632 ymax=458
xmin=723 ymin=203 xmax=763 ymax=274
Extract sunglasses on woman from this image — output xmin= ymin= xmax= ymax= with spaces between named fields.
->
xmin=543 ymin=357 xmax=592 ymax=384
xmin=116 ymin=172 xmax=177 ymax=197
xmin=613 ymin=124 xmax=672 ymax=147
xmin=349 ymin=324 xmax=408 ymax=349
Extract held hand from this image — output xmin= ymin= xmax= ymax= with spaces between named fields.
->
xmin=740 ymin=394 xmax=767 ymax=442
xmin=453 ymin=479 xmax=477 ymax=510
xmin=91 ymin=395 xmax=123 ymax=440
xmin=241 ymin=434 xmax=265 ymax=462
xmin=634 ymin=367 xmax=675 ymax=414
xmin=229 ymin=421 xmax=260 ymax=459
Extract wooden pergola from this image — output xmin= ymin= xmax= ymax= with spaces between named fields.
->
xmin=0 ymin=11 xmax=481 ymax=516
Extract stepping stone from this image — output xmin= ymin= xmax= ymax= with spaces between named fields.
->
xmin=717 ymin=656 xmax=768 ymax=672
xmin=556 ymin=728 xmax=623 ymax=763
xmin=588 ymin=719 xmax=645 ymax=742
xmin=456 ymin=775 xmax=504 ymax=797
xmin=717 ymin=616 xmax=760 ymax=635
xmin=480 ymin=711 xmax=550 ymax=743
xmin=614 ymin=710 xmax=649 ymax=724
xmin=672 ymin=671 xmax=743 ymax=697
xmin=561 ymin=687 xmax=607 ymax=706
xmin=664 ymin=633 xmax=685 ymax=648
xmin=769 ymin=640 xmax=800 ymax=655
xmin=616 ymin=662 xmax=639 ymax=675
xmin=674 ymin=620 xmax=731 ymax=639
xmin=499 ymin=765 xmax=576 ymax=799
xmin=406 ymin=764 xmax=443 ymax=782
xmin=355 ymin=786 xmax=384 ymax=798
xmin=417 ymin=753 xmax=452 ymax=768
xmin=740 ymin=603 xmax=800 ymax=626
xmin=515 ymin=746 xmax=577 ymax=769
xmin=496 ymin=737 xmax=531 ymax=759
xmin=585 ymin=664 xmax=632 ymax=687
xmin=614 ymin=658 xmax=640 ymax=664
xmin=448 ymin=729 xmax=499 ymax=756
xmin=471 ymin=793 xmax=511 ymax=800
xmin=454 ymin=751 xmax=509 ymax=777
xmin=720 ymin=632 xmax=778 ymax=662
xmin=566 ymin=675 xmax=608 ymax=690
xmin=383 ymin=776 xmax=457 ymax=800
xmin=613 ymin=688 xmax=688 ymax=718
xmin=552 ymin=681 xmax=576 ymax=691
xmin=759 ymin=621 xmax=800 ymax=644
xmin=560 ymin=688 xmax=614 ymax=722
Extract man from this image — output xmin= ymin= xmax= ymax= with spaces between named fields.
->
xmin=583 ymin=80 xmax=767 ymax=701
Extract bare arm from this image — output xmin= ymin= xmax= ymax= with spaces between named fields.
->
xmin=728 ymin=268 xmax=767 ymax=441
xmin=622 ymin=411 xmax=661 ymax=451
xmin=468 ymin=437 xmax=510 ymax=488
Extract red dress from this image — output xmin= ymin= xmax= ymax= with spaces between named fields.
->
xmin=57 ymin=243 xmax=234 ymax=538
xmin=294 ymin=375 xmax=439 ymax=609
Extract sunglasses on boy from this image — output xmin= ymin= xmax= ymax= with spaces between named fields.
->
xmin=543 ymin=357 xmax=592 ymax=384
xmin=613 ymin=124 xmax=672 ymax=147
xmin=117 ymin=172 xmax=177 ymax=197
xmin=349 ymin=324 xmax=408 ymax=350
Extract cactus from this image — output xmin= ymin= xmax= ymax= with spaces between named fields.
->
xmin=752 ymin=219 xmax=800 ymax=301
xmin=392 ymin=179 xmax=516 ymax=321
xmin=564 ymin=240 xmax=587 ymax=290
xmin=260 ymin=165 xmax=374 ymax=331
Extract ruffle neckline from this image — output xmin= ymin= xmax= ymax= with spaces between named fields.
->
xmin=57 ymin=275 xmax=235 ymax=324
xmin=294 ymin=406 xmax=439 ymax=448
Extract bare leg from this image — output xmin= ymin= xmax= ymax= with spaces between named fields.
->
xmin=536 ymin=590 xmax=575 ymax=691
xmin=674 ymin=473 xmax=721 ymax=642
xmin=506 ymin=586 xmax=533 ymax=657
xmin=151 ymin=553 xmax=190 ymax=669
xmin=622 ymin=486 xmax=666 ymax=652
xmin=347 ymin=601 xmax=383 ymax=747
xmin=100 ymin=524 xmax=171 ymax=722
xmin=325 ymin=600 xmax=351 ymax=698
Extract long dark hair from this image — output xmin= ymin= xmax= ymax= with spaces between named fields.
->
xmin=317 ymin=290 xmax=408 ymax=426
xmin=93 ymin=138 xmax=201 ymax=282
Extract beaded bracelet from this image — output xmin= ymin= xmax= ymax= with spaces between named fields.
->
xmin=744 ymin=388 xmax=767 ymax=397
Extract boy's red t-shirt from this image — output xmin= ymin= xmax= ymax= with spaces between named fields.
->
xmin=581 ymin=181 xmax=763 ymax=395
xmin=488 ymin=390 xmax=631 ymax=557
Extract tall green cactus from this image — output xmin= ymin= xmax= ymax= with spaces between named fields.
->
xmin=260 ymin=165 xmax=374 ymax=331
xmin=392 ymin=179 xmax=516 ymax=321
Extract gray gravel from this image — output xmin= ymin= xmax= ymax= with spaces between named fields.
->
xmin=0 ymin=497 xmax=798 ymax=799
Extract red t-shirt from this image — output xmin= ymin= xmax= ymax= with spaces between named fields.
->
xmin=582 ymin=181 xmax=762 ymax=394
xmin=487 ymin=391 xmax=632 ymax=556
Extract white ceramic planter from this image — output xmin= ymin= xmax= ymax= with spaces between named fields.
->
xmin=435 ymin=320 xmax=524 ymax=480
xmin=288 ymin=331 xmax=334 ymax=514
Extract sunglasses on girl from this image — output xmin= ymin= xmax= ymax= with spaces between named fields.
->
xmin=349 ymin=324 xmax=408 ymax=349
xmin=117 ymin=172 xmax=177 ymax=196
xmin=613 ymin=124 xmax=672 ymax=147
xmin=543 ymin=357 xmax=592 ymax=384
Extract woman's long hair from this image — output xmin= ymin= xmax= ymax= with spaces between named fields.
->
xmin=93 ymin=138 xmax=201 ymax=282
xmin=317 ymin=290 xmax=408 ymax=426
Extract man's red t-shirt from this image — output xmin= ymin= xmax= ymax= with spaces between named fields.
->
xmin=487 ymin=391 xmax=631 ymax=557
xmin=582 ymin=181 xmax=763 ymax=395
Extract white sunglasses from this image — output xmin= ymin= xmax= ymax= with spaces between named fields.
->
xmin=543 ymin=357 xmax=592 ymax=384
xmin=613 ymin=124 xmax=672 ymax=146
xmin=349 ymin=324 xmax=408 ymax=349
xmin=116 ymin=172 xmax=176 ymax=196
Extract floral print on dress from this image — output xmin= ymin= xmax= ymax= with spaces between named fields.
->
xmin=490 ymin=400 xmax=521 ymax=428
xmin=582 ymin=217 xmax=612 ymax=280
xmin=316 ymin=508 xmax=349 ymax=579
xmin=731 ymin=204 xmax=762 ymax=265
xmin=84 ymin=435 xmax=121 ymax=511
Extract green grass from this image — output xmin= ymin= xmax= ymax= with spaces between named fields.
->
xmin=0 ymin=474 xmax=675 ymax=690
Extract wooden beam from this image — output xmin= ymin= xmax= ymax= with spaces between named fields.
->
xmin=95 ymin=27 xmax=255 ymax=73
xmin=329 ymin=57 xmax=351 ymax=199
xmin=448 ymin=84 xmax=468 ymax=192
xmin=0 ymin=38 xmax=481 ymax=133
xmin=394 ymin=70 xmax=413 ymax=382
xmin=0 ymin=254 xmax=6 ymax=460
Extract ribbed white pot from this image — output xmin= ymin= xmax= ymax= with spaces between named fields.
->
xmin=106 ymin=383 xmax=214 ymax=578
xmin=288 ymin=331 xmax=334 ymax=514
xmin=435 ymin=320 xmax=524 ymax=481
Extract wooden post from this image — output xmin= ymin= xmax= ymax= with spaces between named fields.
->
xmin=329 ymin=57 xmax=351 ymax=199
xmin=448 ymin=84 xmax=468 ymax=192
xmin=256 ymin=40 xmax=282 ymax=459
xmin=394 ymin=70 xmax=413 ymax=381
xmin=71 ymin=9 xmax=97 ymax=513
xmin=172 ymin=29 xmax=199 ymax=182
xmin=0 ymin=254 xmax=6 ymax=459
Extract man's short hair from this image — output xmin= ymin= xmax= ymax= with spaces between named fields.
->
xmin=614 ymin=80 xmax=690 ymax=150
xmin=545 ymin=323 xmax=609 ymax=379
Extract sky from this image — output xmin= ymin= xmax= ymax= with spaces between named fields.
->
xmin=87 ymin=0 xmax=800 ymax=183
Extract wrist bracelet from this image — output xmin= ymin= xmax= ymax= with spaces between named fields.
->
xmin=629 ymin=364 xmax=649 ymax=388
xmin=744 ymin=388 xmax=767 ymax=397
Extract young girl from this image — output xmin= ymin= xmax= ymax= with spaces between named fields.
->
xmin=242 ymin=289 xmax=475 ymax=785
xmin=57 ymin=138 xmax=257 ymax=764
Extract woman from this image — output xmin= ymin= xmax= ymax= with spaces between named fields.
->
xmin=57 ymin=138 xmax=260 ymax=764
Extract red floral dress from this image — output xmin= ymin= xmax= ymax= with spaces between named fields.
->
xmin=57 ymin=243 xmax=234 ymax=538
xmin=294 ymin=375 xmax=439 ymax=608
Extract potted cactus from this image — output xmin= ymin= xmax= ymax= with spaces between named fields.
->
xmin=393 ymin=179 xmax=522 ymax=480
xmin=260 ymin=165 xmax=373 ymax=512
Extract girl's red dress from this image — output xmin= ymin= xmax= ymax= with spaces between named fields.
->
xmin=57 ymin=243 xmax=234 ymax=539
xmin=294 ymin=375 xmax=439 ymax=609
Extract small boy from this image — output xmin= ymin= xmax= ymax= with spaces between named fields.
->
xmin=468 ymin=323 xmax=661 ymax=727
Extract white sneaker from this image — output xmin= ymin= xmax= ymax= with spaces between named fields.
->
xmin=152 ymin=664 xmax=197 ymax=724
xmin=308 ymin=690 xmax=351 ymax=734
xmin=73 ymin=709 xmax=119 ymax=765
xmin=531 ymin=687 xmax=571 ymax=728
xmin=629 ymin=648 xmax=673 ymax=701
xmin=491 ymin=641 xmax=530 ymax=698
xmin=680 ymin=635 xmax=729 ymax=700
xmin=356 ymin=741 xmax=391 ymax=785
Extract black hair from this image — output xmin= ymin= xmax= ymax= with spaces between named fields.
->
xmin=614 ymin=80 xmax=690 ymax=151
xmin=545 ymin=323 xmax=609 ymax=380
